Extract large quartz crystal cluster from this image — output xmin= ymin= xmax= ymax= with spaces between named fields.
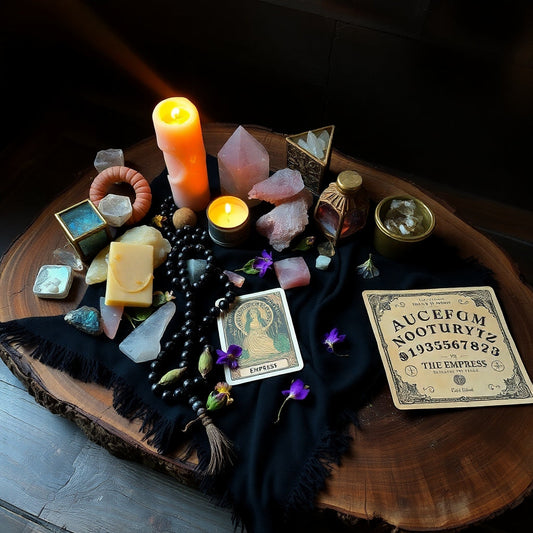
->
xmin=249 ymin=168 xmax=312 ymax=251
xmin=383 ymin=199 xmax=425 ymax=236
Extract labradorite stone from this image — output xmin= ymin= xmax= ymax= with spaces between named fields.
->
xmin=64 ymin=306 xmax=103 ymax=336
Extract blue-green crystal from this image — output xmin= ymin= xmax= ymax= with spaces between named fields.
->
xmin=64 ymin=306 xmax=103 ymax=336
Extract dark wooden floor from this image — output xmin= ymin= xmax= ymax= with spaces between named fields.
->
xmin=1 ymin=1 xmax=532 ymax=531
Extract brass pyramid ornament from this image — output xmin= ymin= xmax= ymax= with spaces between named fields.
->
xmin=286 ymin=125 xmax=335 ymax=196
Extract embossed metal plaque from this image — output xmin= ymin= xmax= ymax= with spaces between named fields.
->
xmin=363 ymin=286 xmax=533 ymax=409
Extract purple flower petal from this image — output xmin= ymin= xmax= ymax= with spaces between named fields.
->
xmin=288 ymin=379 xmax=310 ymax=400
xmin=252 ymin=250 xmax=273 ymax=278
xmin=323 ymin=328 xmax=346 ymax=352
xmin=215 ymin=345 xmax=242 ymax=368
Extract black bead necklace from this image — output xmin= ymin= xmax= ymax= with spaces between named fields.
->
xmin=147 ymin=195 xmax=237 ymax=417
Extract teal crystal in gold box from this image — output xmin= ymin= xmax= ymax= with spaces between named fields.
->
xmin=286 ymin=125 xmax=335 ymax=196
xmin=55 ymin=199 xmax=110 ymax=261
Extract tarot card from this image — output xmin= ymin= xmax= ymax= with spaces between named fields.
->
xmin=216 ymin=288 xmax=304 ymax=385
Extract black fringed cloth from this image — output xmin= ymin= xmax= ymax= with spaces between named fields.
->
xmin=0 ymin=157 xmax=493 ymax=533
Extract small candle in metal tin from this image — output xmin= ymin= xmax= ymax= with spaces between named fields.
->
xmin=207 ymin=196 xmax=250 ymax=247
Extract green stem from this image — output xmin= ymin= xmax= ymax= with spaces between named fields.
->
xmin=274 ymin=397 xmax=291 ymax=424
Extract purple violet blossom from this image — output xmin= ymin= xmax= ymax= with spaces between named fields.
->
xmin=215 ymin=344 xmax=242 ymax=369
xmin=274 ymin=378 xmax=310 ymax=424
xmin=322 ymin=328 xmax=348 ymax=356
xmin=252 ymin=250 xmax=273 ymax=277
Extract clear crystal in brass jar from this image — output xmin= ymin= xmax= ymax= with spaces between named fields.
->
xmin=313 ymin=170 xmax=369 ymax=242
xmin=373 ymin=195 xmax=435 ymax=259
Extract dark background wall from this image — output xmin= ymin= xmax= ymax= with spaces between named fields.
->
xmin=1 ymin=0 xmax=532 ymax=237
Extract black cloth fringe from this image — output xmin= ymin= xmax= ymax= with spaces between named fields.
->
xmin=0 ymin=320 xmax=183 ymax=457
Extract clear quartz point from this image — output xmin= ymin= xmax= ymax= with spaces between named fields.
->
xmin=52 ymin=247 xmax=84 ymax=271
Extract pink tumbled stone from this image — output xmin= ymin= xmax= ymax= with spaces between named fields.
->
xmin=217 ymin=126 xmax=269 ymax=205
xmin=255 ymin=189 xmax=313 ymax=251
xmin=274 ymin=257 xmax=311 ymax=289
xmin=223 ymin=269 xmax=245 ymax=288
xmin=248 ymin=168 xmax=304 ymax=205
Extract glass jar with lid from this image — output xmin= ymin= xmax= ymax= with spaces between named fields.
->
xmin=313 ymin=170 xmax=369 ymax=242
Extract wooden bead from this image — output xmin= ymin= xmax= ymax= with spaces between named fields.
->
xmin=172 ymin=207 xmax=197 ymax=229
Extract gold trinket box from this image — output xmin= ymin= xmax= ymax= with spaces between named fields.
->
xmin=286 ymin=125 xmax=334 ymax=195
xmin=55 ymin=199 xmax=110 ymax=261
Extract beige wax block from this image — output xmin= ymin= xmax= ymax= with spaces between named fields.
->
xmin=105 ymin=241 xmax=154 ymax=307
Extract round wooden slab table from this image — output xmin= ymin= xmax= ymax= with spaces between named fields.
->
xmin=1 ymin=124 xmax=532 ymax=531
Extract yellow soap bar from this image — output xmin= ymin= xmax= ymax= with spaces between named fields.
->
xmin=105 ymin=241 xmax=154 ymax=307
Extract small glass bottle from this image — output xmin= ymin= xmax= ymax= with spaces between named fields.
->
xmin=313 ymin=170 xmax=369 ymax=242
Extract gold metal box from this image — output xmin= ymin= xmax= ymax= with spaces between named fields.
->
xmin=286 ymin=125 xmax=335 ymax=196
xmin=55 ymin=199 xmax=110 ymax=261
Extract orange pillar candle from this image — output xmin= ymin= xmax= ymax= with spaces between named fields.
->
xmin=152 ymin=97 xmax=210 ymax=211
xmin=207 ymin=196 xmax=250 ymax=247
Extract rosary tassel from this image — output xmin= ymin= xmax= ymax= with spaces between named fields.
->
xmin=201 ymin=414 xmax=235 ymax=475
xmin=183 ymin=413 xmax=235 ymax=475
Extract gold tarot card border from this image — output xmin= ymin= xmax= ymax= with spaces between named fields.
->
xmin=217 ymin=288 xmax=304 ymax=385
xmin=363 ymin=286 xmax=533 ymax=409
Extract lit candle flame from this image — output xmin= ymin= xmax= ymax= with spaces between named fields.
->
xmin=225 ymin=203 xmax=232 ymax=215
xmin=170 ymin=107 xmax=182 ymax=121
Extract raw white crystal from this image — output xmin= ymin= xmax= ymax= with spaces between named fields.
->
xmin=297 ymin=130 xmax=330 ymax=160
xmin=315 ymin=255 xmax=331 ymax=271
xmin=52 ymin=247 xmax=84 ymax=271
xmin=99 ymin=297 xmax=123 ymax=340
xmin=97 ymin=194 xmax=133 ymax=227
xmin=119 ymin=302 xmax=176 ymax=363
xmin=384 ymin=199 xmax=424 ymax=236
xmin=94 ymin=148 xmax=124 ymax=173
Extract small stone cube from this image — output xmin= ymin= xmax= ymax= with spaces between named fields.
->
xmin=274 ymin=257 xmax=311 ymax=289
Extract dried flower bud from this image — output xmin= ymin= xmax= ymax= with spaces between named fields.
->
xmin=198 ymin=346 xmax=213 ymax=378
xmin=206 ymin=392 xmax=226 ymax=411
xmin=206 ymin=382 xmax=233 ymax=411
xmin=158 ymin=367 xmax=187 ymax=386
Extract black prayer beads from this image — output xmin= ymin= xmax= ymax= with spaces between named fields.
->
xmin=147 ymin=195 xmax=237 ymax=414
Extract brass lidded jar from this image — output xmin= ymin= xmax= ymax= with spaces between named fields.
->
xmin=313 ymin=170 xmax=369 ymax=242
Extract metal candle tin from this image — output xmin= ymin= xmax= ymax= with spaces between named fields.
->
xmin=374 ymin=195 xmax=435 ymax=259
xmin=207 ymin=196 xmax=250 ymax=247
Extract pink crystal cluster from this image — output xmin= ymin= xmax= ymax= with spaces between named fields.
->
xmin=217 ymin=126 xmax=269 ymax=204
xmin=249 ymin=168 xmax=313 ymax=251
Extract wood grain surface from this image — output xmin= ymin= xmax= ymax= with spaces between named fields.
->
xmin=1 ymin=124 xmax=532 ymax=531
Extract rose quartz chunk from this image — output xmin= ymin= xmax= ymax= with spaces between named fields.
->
xmin=217 ymin=126 xmax=269 ymax=204
xmin=100 ymin=297 xmax=123 ymax=339
xmin=255 ymin=189 xmax=313 ymax=251
xmin=274 ymin=257 xmax=311 ymax=289
xmin=223 ymin=269 xmax=245 ymax=288
xmin=248 ymin=168 xmax=304 ymax=205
